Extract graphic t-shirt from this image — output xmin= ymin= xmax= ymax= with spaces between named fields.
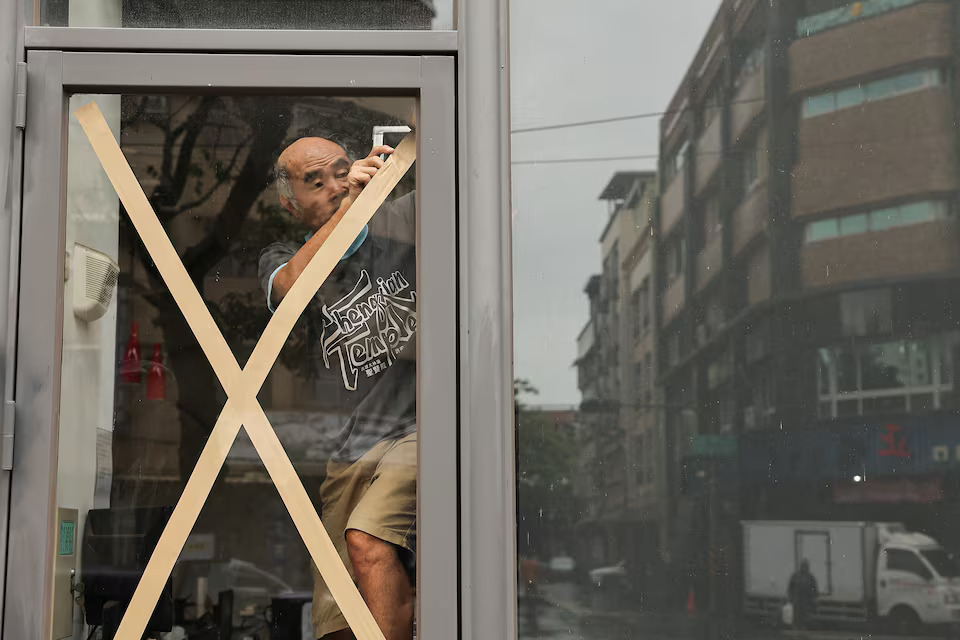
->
xmin=258 ymin=192 xmax=417 ymax=462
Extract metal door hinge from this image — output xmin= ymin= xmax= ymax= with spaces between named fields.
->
xmin=2 ymin=399 xmax=14 ymax=470
xmin=14 ymin=62 xmax=26 ymax=130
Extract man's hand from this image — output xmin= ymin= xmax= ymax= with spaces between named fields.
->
xmin=348 ymin=145 xmax=394 ymax=199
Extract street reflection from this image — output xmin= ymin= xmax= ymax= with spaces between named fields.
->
xmin=513 ymin=0 xmax=960 ymax=639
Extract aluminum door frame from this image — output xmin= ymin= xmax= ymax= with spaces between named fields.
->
xmin=10 ymin=50 xmax=457 ymax=640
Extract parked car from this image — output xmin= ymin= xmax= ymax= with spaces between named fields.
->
xmin=588 ymin=560 xmax=627 ymax=589
xmin=548 ymin=555 xmax=575 ymax=577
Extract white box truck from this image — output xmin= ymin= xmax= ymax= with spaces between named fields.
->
xmin=743 ymin=520 xmax=960 ymax=632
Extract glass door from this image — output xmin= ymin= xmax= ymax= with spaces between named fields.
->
xmin=9 ymin=51 xmax=456 ymax=640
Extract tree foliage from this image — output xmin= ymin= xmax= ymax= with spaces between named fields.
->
xmin=514 ymin=379 xmax=581 ymax=558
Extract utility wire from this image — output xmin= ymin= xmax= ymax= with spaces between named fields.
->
xmin=511 ymin=128 xmax=954 ymax=166
xmin=512 ymin=154 xmax=660 ymax=166
xmin=510 ymin=96 xmax=766 ymax=134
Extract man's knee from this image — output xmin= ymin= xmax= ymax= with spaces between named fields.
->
xmin=346 ymin=529 xmax=398 ymax=578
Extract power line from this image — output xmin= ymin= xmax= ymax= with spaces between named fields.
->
xmin=512 ymin=154 xmax=659 ymax=166
xmin=511 ymin=128 xmax=956 ymax=166
xmin=510 ymin=96 xmax=766 ymax=134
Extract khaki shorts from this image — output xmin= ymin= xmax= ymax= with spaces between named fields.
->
xmin=312 ymin=431 xmax=417 ymax=638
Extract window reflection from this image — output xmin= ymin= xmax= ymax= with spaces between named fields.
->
xmin=513 ymin=0 xmax=960 ymax=638
xmin=60 ymin=93 xmax=416 ymax=640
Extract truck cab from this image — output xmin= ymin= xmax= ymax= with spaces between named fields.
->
xmin=877 ymin=530 xmax=960 ymax=631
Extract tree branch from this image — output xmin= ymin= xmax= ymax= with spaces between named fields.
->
xmin=169 ymin=132 xmax=253 ymax=215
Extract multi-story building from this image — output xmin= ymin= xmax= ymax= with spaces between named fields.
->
xmin=575 ymin=171 xmax=663 ymax=597
xmin=656 ymin=0 xmax=960 ymax=615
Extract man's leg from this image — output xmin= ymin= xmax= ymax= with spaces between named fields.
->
xmin=346 ymin=529 xmax=414 ymax=640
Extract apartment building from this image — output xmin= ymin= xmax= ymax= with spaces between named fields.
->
xmin=656 ymin=0 xmax=960 ymax=611
xmin=575 ymin=171 xmax=664 ymax=596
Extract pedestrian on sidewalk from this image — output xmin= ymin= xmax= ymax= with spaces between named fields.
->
xmin=787 ymin=559 xmax=818 ymax=630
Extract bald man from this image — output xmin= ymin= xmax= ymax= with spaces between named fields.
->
xmin=259 ymin=137 xmax=417 ymax=640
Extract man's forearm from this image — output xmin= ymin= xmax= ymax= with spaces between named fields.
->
xmin=271 ymin=196 xmax=355 ymax=304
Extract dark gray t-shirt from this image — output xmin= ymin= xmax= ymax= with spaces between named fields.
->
xmin=259 ymin=192 xmax=417 ymax=462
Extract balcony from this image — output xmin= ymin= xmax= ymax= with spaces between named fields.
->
xmin=696 ymin=236 xmax=723 ymax=292
xmin=662 ymin=275 xmax=686 ymax=326
xmin=746 ymin=243 xmax=771 ymax=306
xmin=793 ymin=89 xmax=958 ymax=219
xmin=801 ymin=219 xmax=960 ymax=289
xmin=731 ymin=64 xmax=765 ymax=143
xmin=791 ymin=1 xmax=951 ymax=93
xmin=732 ymin=183 xmax=767 ymax=256
xmin=660 ymin=172 xmax=685 ymax=236
xmin=577 ymin=320 xmax=596 ymax=361
xmin=695 ymin=114 xmax=722 ymax=194
xmin=797 ymin=0 xmax=926 ymax=38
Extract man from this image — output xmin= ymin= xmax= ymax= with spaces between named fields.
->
xmin=259 ymin=135 xmax=417 ymax=640
xmin=787 ymin=559 xmax=818 ymax=630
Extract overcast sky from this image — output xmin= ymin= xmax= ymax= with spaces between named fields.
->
xmin=509 ymin=1 xmax=722 ymax=406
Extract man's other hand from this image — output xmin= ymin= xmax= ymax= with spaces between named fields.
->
xmin=348 ymin=145 xmax=394 ymax=199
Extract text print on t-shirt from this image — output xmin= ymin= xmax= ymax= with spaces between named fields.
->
xmin=321 ymin=269 xmax=417 ymax=390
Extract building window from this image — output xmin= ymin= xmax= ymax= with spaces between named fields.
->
xmin=703 ymin=195 xmax=722 ymax=239
xmin=668 ymin=331 xmax=681 ymax=367
xmin=840 ymin=288 xmax=893 ymax=337
xmin=707 ymin=351 xmax=733 ymax=390
xmin=630 ymin=278 xmax=651 ymax=341
xmin=805 ymin=200 xmax=950 ymax=243
xmin=634 ymin=361 xmax=644 ymax=401
xmin=603 ymin=242 xmax=620 ymax=296
xmin=816 ymin=333 xmax=958 ymax=418
xmin=798 ymin=0 xmax=927 ymax=38
xmin=733 ymin=46 xmax=765 ymax=91
xmin=802 ymin=68 xmax=945 ymax=119
xmin=665 ymin=237 xmax=686 ymax=284
xmin=743 ymin=141 xmax=760 ymax=193
xmin=664 ymin=140 xmax=689 ymax=184
xmin=746 ymin=322 xmax=769 ymax=363
xmin=703 ymin=79 xmax=722 ymax=128
xmin=634 ymin=434 xmax=652 ymax=486
xmin=644 ymin=353 xmax=653 ymax=405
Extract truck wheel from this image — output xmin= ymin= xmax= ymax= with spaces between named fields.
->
xmin=889 ymin=606 xmax=921 ymax=635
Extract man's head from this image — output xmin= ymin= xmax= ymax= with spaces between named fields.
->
xmin=275 ymin=137 xmax=351 ymax=230
xmin=800 ymin=560 xmax=810 ymax=573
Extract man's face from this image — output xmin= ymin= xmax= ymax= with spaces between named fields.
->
xmin=280 ymin=137 xmax=351 ymax=229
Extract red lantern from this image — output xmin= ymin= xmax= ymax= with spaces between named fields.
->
xmin=121 ymin=321 xmax=142 ymax=384
xmin=147 ymin=343 xmax=166 ymax=400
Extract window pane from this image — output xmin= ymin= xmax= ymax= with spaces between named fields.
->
xmin=900 ymin=201 xmax=937 ymax=225
xmin=887 ymin=549 xmax=929 ymax=577
xmin=909 ymin=341 xmax=933 ymax=386
xmin=839 ymin=213 xmax=868 ymax=236
xmin=885 ymin=70 xmax=927 ymax=96
xmin=59 ymin=93 xmax=419 ymax=639
xmin=837 ymin=348 xmax=858 ymax=392
xmin=866 ymin=76 xmax=899 ymax=101
xmin=818 ymin=348 xmax=832 ymax=395
xmin=870 ymin=207 xmax=901 ymax=231
xmin=835 ymin=85 xmax=864 ymax=110
xmin=806 ymin=218 xmax=839 ymax=242
xmin=803 ymin=93 xmax=835 ymax=118
xmin=39 ymin=0 xmax=452 ymax=29
xmin=861 ymin=341 xmax=908 ymax=390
